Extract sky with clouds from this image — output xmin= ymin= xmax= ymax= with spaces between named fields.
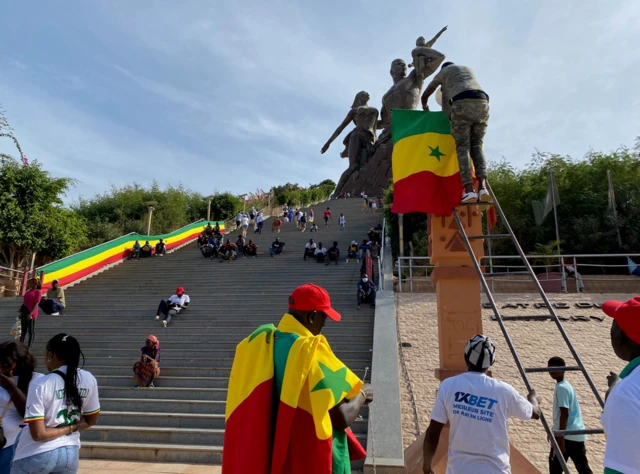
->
xmin=1 ymin=1 xmax=639 ymax=203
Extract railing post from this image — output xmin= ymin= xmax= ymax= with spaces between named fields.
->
xmin=398 ymin=257 xmax=402 ymax=293
xmin=573 ymin=255 xmax=579 ymax=293
xmin=21 ymin=266 xmax=30 ymax=296
xmin=409 ymin=257 xmax=413 ymax=293
xmin=39 ymin=270 xmax=46 ymax=287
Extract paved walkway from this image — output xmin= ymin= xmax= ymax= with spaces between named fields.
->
xmin=79 ymin=460 xmax=221 ymax=473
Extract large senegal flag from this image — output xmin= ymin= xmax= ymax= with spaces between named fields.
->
xmin=391 ymin=109 xmax=466 ymax=215
xmin=223 ymin=314 xmax=366 ymax=474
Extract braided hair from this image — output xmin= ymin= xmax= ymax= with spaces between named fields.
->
xmin=46 ymin=334 xmax=85 ymax=409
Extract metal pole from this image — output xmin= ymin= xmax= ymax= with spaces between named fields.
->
xmin=146 ymin=207 xmax=153 ymax=236
xmin=398 ymin=214 xmax=404 ymax=257
xmin=487 ymin=217 xmax=495 ymax=292
xmin=398 ymin=257 xmax=402 ymax=292
xmin=207 ymin=199 xmax=212 ymax=222
xmin=21 ymin=266 xmax=29 ymax=296
xmin=409 ymin=257 xmax=413 ymax=293
xmin=573 ymin=255 xmax=579 ymax=293
xmin=550 ymin=171 xmax=566 ymax=292
xmin=608 ymin=170 xmax=623 ymax=248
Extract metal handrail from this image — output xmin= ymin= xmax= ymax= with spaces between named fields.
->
xmin=0 ymin=266 xmax=25 ymax=275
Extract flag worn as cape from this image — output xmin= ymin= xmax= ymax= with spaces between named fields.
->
xmin=223 ymin=314 xmax=365 ymax=474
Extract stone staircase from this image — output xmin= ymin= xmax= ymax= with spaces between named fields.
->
xmin=0 ymin=198 xmax=382 ymax=466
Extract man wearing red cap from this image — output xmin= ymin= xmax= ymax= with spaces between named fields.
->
xmin=223 ymin=284 xmax=373 ymax=474
xmin=154 ymin=287 xmax=190 ymax=328
xmin=601 ymin=297 xmax=640 ymax=474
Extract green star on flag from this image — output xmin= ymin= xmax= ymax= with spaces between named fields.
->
xmin=311 ymin=361 xmax=353 ymax=404
xmin=428 ymin=145 xmax=445 ymax=161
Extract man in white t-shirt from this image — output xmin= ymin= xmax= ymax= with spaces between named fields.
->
xmin=423 ymin=335 xmax=541 ymax=474
xmin=304 ymin=239 xmax=317 ymax=261
xmin=600 ymin=297 xmax=640 ymax=474
xmin=155 ymin=287 xmax=190 ymax=328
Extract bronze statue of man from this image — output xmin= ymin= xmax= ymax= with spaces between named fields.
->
xmin=321 ymin=91 xmax=379 ymax=194
xmin=376 ymin=26 xmax=447 ymax=146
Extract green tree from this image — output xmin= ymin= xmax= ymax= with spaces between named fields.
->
xmin=0 ymin=156 xmax=87 ymax=269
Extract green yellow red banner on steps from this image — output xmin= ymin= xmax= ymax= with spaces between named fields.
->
xmin=37 ymin=220 xmax=224 ymax=290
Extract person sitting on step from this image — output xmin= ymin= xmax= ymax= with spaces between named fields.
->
xmin=314 ymin=242 xmax=327 ymax=263
xmin=140 ymin=241 xmax=153 ymax=258
xmin=269 ymin=238 xmax=285 ymax=257
xmin=130 ymin=240 xmax=142 ymax=260
xmin=357 ymin=273 xmax=377 ymax=309
xmin=220 ymin=239 xmax=238 ymax=262
xmin=359 ymin=239 xmax=371 ymax=261
xmin=236 ymin=235 xmax=246 ymax=258
xmin=133 ymin=335 xmax=160 ymax=388
xmin=326 ymin=242 xmax=340 ymax=266
xmin=213 ymin=223 xmax=222 ymax=237
xmin=347 ymin=241 xmax=359 ymax=263
xmin=200 ymin=239 xmax=217 ymax=259
xmin=204 ymin=222 xmax=213 ymax=236
xmin=39 ymin=279 xmax=66 ymax=316
xmin=244 ymin=239 xmax=258 ymax=258
xmin=304 ymin=239 xmax=317 ymax=261
xmin=155 ymin=287 xmax=190 ymax=327
xmin=155 ymin=238 xmax=166 ymax=256
xmin=310 ymin=223 xmax=319 ymax=233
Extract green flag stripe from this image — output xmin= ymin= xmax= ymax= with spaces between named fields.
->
xmin=273 ymin=330 xmax=300 ymax=399
xmin=391 ymin=110 xmax=451 ymax=145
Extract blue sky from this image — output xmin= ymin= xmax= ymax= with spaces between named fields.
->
xmin=1 ymin=1 xmax=639 ymax=202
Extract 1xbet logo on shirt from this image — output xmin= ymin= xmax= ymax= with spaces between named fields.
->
xmin=454 ymin=392 xmax=498 ymax=409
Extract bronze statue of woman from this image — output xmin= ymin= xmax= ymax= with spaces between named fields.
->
xmin=321 ymin=91 xmax=379 ymax=195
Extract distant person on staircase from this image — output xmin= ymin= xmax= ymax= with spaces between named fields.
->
xmin=304 ymin=239 xmax=317 ymax=261
xmin=155 ymin=287 xmax=190 ymax=328
xmin=288 ymin=208 xmax=294 ymax=224
xmin=222 ymin=284 xmax=373 ymax=474
xmin=236 ymin=212 xmax=242 ymax=231
xmin=422 ymin=335 xmax=541 ymax=474
xmin=310 ymin=223 xmax=319 ymax=233
xmin=269 ymin=238 xmax=285 ymax=257
xmin=314 ymin=243 xmax=327 ymax=263
xmin=323 ymin=207 xmax=332 ymax=227
xmin=236 ymin=235 xmax=246 ymax=258
xmin=220 ymin=240 xmax=238 ymax=262
xmin=155 ymin=238 xmax=166 ymax=256
xmin=563 ymin=258 xmax=585 ymax=293
xmin=11 ymin=333 xmax=100 ymax=474
xmin=133 ymin=335 xmax=161 ymax=388
xmin=255 ymin=212 xmax=264 ymax=234
xmin=327 ymin=242 xmax=340 ymax=266
xmin=39 ymin=279 xmax=65 ymax=316
xmin=130 ymin=240 xmax=141 ymax=260
xmin=308 ymin=208 xmax=315 ymax=223
xmin=347 ymin=241 xmax=359 ymax=262
xmin=244 ymin=239 xmax=258 ymax=258
xmin=19 ymin=279 xmax=41 ymax=349
xmin=140 ymin=241 xmax=153 ymax=258
xmin=272 ymin=216 xmax=282 ymax=233
xmin=241 ymin=214 xmax=250 ymax=238
xmin=356 ymin=274 xmax=377 ymax=309
xmin=339 ymin=213 xmax=346 ymax=230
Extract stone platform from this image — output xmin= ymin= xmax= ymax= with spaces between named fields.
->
xmin=397 ymin=292 xmax=630 ymax=472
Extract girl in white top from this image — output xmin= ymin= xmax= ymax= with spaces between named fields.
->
xmin=11 ymin=334 xmax=100 ymax=474
xmin=0 ymin=342 xmax=43 ymax=474
xmin=339 ymin=214 xmax=346 ymax=229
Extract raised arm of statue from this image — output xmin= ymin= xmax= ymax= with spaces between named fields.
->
xmin=425 ymin=25 xmax=447 ymax=48
xmin=321 ymin=109 xmax=355 ymax=154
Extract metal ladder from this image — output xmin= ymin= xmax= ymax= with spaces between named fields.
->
xmin=453 ymin=182 xmax=605 ymax=474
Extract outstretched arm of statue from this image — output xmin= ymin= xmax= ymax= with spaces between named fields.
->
xmin=421 ymin=82 xmax=439 ymax=111
xmin=378 ymin=105 xmax=389 ymax=130
xmin=321 ymin=109 xmax=355 ymax=154
xmin=425 ymin=25 xmax=447 ymax=48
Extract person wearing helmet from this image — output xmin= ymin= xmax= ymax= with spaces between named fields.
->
xmin=154 ymin=287 xmax=190 ymax=328
xmin=422 ymin=335 xmax=540 ymax=473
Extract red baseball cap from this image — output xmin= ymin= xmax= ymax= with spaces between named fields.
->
xmin=176 ymin=287 xmax=185 ymax=295
xmin=602 ymin=297 xmax=640 ymax=344
xmin=288 ymin=284 xmax=341 ymax=322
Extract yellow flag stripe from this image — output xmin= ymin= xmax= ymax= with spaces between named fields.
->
xmin=392 ymin=132 xmax=460 ymax=183
xmin=225 ymin=330 xmax=275 ymax=420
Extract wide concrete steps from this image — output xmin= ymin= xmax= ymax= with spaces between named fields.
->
xmin=0 ymin=198 xmax=381 ymax=466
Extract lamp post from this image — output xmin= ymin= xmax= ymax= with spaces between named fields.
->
xmin=204 ymin=195 xmax=215 ymax=222
xmin=238 ymin=194 xmax=248 ymax=213
xmin=142 ymin=201 xmax=157 ymax=236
